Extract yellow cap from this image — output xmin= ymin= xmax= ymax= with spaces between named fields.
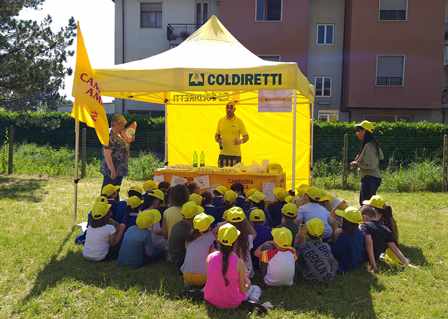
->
xmin=285 ymin=195 xmax=294 ymax=203
xmin=101 ymin=184 xmax=120 ymax=197
xmin=296 ymin=184 xmax=309 ymax=197
xmin=281 ymin=203 xmax=298 ymax=218
xmin=224 ymin=206 xmax=246 ymax=223
xmin=215 ymin=185 xmax=228 ymax=195
xmin=306 ymin=218 xmax=325 ymax=237
xmin=189 ymin=193 xmax=203 ymax=206
xmin=136 ymin=209 xmax=161 ymax=229
xmin=335 ymin=206 xmax=363 ymax=224
xmin=272 ymin=227 xmax=293 ymax=248
xmin=181 ymin=201 xmax=203 ymax=219
xmin=217 ymin=223 xmax=241 ymax=246
xmin=248 ymin=191 xmax=265 ymax=204
xmin=91 ymin=199 xmax=111 ymax=220
xmin=143 ymin=180 xmax=158 ymax=192
xmin=224 ymin=190 xmax=238 ymax=203
xmin=95 ymin=195 xmax=110 ymax=205
xmin=355 ymin=120 xmax=375 ymax=133
xmin=149 ymin=189 xmax=165 ymax=201
xmin=193 ymin=213 xmax=215 ymax=232
xmin=273 ymin=187 xmax=287 ymax=201
xmin=129 ymin=185 xmax=144 ymax=195
xmin=246 ymin=188 xmax=258 ymax=198
xmin=127 ymin=195 xmax=143 ymax=209
xmin=249 ymin=209 xmax=266 ymax=222
xmin=362 ymin=195 xmax=386 ymax=209
xmin=305 ymin=187 xmax=331 ymax=202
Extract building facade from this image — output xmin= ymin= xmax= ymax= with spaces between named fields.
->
xmin=113 ymin=0 xmax=448 ymax=122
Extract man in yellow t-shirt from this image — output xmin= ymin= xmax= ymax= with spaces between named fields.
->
xmin=215 ymin=101 xmax=249 ymax=167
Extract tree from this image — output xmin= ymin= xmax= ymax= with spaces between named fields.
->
xmin=0 ymin=0 xmax=76 ymax=111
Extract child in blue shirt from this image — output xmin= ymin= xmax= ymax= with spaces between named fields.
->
xmin=118 ymin=209 xmax=165 ymax=268
xmin=249 ymin=209 xmax=272 ymax=270
xmin=267 ymin=187 xmax=287 ymax=227
xmin=123 ymin=195 xmax=143 ymax=228
xmin=231 ymin=182 xmax=250 ymax=213
xmin=331 ymin=207 xmax=367 ymax=273
xmin=202 ymin=191 xmax=219 ymax=226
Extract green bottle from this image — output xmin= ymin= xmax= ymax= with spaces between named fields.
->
xmin=193 ymin=151 xmax=198 ymax=167
xmin=200 ymin=151 xmax=205 ymax=167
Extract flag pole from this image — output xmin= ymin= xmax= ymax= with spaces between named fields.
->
xmin=73 ymin=119 xmax=80 ymax=224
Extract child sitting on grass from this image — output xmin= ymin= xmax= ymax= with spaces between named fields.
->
xmin=83 ymin=197 xmax=125 ymax=262
xmin=331 ymin=207 xmax=367 ymax=273
xmin=204 ymin=223 xmax=262 ymax=310
xmin=267 ymin=187 xmax=288 ymax=227
xmin=181 ymin=213 xmax=216 ymax=287
xmin=224 ymin=207 xmax=257 ymax=278
xmin=296 ymin=218 xmax=338 ymax=282
xmin=363 ymin=195 xmax=399 ymax=243
xmin=123 ymin=195 xmax=143 ymax=228
xmin=249 ymin=209 xmax=272 ymax=270
xmin=202 ymin=191 xmax=219 ymax=226
xmin=231 ymin=182 xmax=249 ymax=212
xmin=255 ymin=227 xmax=297 ymax=286
xmin=224 ymin=190 xmax=238 ymax=210
xmin=162 ymin=184 xmax=189 ymax=239
xmin=360 ymin=205 xmax=410 ymax=272
xmin=281 ymin=203 xmax=299 ymax=240
xmin=168 ymin=201 xmax=203 ymax=269
xmin=247 ymin=191 xmax=266 ymax=213
xmin=101 ymin=184 xmax=126 ymax=223
xmin=117 ymin=209 xmax=165 ymax=268
xmin=189 ymin=193 xmax=203 ymax=206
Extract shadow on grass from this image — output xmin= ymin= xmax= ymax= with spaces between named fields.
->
xmin=400 ymin=244 xmax=428 ymax=267
xmin=19 ymin=229 xmax=384 ymax=319
xmin=0 ymin=175 xmax=47 ymax=202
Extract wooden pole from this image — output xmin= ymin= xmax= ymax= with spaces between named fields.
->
xmin=81 ymin=127 xmax=87 ymax=178
xmin=443 ymin=134 xmax=448 ymax=192
xmin=73 ymin=120 xmax=80 ymax=224
xmin=7 ymin=125 xmax=14 ymax=175
xmin=342 ymin=133 xmax=348 ymax=189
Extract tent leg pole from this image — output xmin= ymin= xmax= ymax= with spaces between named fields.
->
xmin=291 ymin=92 xmax=297 ymax=191
xmin=164 ymin=104 xmax=168 ymax=165
xmin=73 ymin=119 xmax=80 ymax=225
xmin=310 ymin=102 xmax=314 ymax=185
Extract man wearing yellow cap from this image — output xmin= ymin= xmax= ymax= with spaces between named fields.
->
xmin=215 ymin=101 xmax=249 ymax=167
xmin=352 ymin=120 xmax=384 ymax=205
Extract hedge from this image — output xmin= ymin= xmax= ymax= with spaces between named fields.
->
xmin=1 ymin=109 xmax=447 ymax=164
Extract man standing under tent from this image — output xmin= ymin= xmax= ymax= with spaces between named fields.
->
xmin=215 ymin=101 xmax=249 ymax=167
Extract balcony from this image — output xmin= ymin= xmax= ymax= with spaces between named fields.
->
xmin=167 ymin=24 xmax=198 ymax=44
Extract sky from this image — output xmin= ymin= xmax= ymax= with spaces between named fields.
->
xmin=19 ymin=0 xmax=115 ymax=102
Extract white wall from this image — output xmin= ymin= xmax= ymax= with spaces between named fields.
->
xmin=307 ymin=0 xmax=345 ymax=119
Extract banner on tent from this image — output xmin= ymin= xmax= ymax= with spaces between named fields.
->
xmin=170 ymin=92 xmax=240 ymax=104
xmin=258 ymin=89 xmax=293 ymax=112
xmin=187 ymin=71 xmax=285 ymax=89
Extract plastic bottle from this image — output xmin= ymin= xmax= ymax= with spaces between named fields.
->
xmin=200 ymin=151 xmax=205 ymax=167
xmin=193 ymin=151 xmax=198 ymax=167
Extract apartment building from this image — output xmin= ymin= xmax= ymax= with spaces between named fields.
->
xmin=113 ymin=0 xmax=448 ymax=122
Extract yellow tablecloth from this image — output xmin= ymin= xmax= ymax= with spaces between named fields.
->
xmin=154 ymin=167 xmax=285 ymax=200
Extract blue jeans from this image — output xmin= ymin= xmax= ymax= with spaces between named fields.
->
xmin=360 ymin=176 xmax=382 ymax=206
xmin=102 ymin=175 xmax=124 ymax=201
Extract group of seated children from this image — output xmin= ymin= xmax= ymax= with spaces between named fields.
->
xmin=81 ymin=180 xmax=412 ymax=310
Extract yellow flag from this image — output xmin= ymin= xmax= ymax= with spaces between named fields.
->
xmin=71 ymin=23 xmax=109 ymax=146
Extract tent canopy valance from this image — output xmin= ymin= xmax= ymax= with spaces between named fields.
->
xmin=93 ymin=15 xmax=315 ymax=188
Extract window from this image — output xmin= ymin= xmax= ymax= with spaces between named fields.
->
xmin=379 ymin=0 xmax=407 ymax=21
xmin=141 ymin=2 xmax=162 ymax=28
xmin=314 ymin=76 xmax=332 ymax=97
xmin=196 ymin=1 xmax=209 ymax=26
xmin=318 ymin=110 xmax=339 ymax=122
xmin=256 ymin=0 xmax=282 ymax=21
xmin=258 ymin=55 xmax=281 ymax=61
xmin=317 ymin=24 xmax=334 ymax=45
xmin=376 ymin=56 xmax=405 ymax=86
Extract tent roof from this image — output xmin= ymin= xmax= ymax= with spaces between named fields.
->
xmin=95 ymin=16 xmax=314 ymax=104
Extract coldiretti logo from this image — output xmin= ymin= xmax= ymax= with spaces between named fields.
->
xmin=188 ymin=72 xmax=283 ymax=87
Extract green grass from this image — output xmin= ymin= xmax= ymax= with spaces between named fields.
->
xmin=0 ymin=176 xmax=447 ymax=318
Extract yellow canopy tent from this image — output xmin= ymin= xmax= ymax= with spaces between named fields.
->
xmin=95 ymin=16 xmax=314 ymax=188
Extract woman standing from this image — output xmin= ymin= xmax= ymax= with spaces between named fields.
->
xmin=351 ymin=121 xmax=384 ymax=206
xmin=101 ymin=114 xmax=136 ymax=199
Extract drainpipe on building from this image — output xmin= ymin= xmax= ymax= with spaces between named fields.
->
xmin=121 ymin=0 xmax=126 ymax=113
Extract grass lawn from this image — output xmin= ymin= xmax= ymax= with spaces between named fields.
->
xmin=0 ymin=175 xmax=447 ymax=318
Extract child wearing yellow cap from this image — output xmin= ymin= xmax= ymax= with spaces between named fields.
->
xmin=360 ymin=205 xmax=410 ymax=272
xmin=201 ymin=191 xmax=220 ymax=226
xmin=168 ymin=201 xmax=204 ymax=269
xmin=248 ymin=191 xmax=266 ymax=213
xmin=204 ymin=223 xmax=263 ymax=310
xmin=267 ymin=187 xmax=288 ymax=227
xmin=224 ymin=207 xmax=257 ymax=278
xmin=212 ymin=185 xmax=227 ymax=208
xmin=181 ymin=213 xmax=216 ymax=287
xmin=363 ymin=195 xmax=399 ymax=243
xmin=255 ymin=227 xmax=297 ymax=286
xmin=117 ymin=209 xmax=165 ymax=268
xmin=296 ymin=218 xmax=338 ymax=282
xmin=83 ymin=197 xmax=126 ymax=262
xmin=280 ymin=203 xmax=299 ymax=241
xmin=123 ymin=195 xmax=143 ymax=228
xmin=330 ymin=207 xmax=367 ymax=273
xmin=297 ymin=187 xmax=335 ymax=241
xmin=231 ymin=182 xmax=250 ymax=213
xmin=249 ymin=209 xmax=273 ymax=252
